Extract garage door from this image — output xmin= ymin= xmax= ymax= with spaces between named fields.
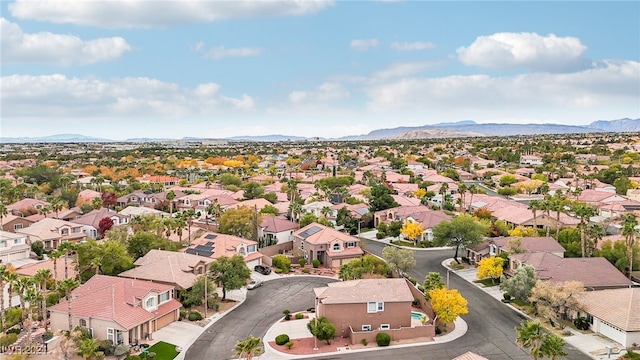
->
xmin=599 ymin=320 xmax=626 ymax=345
xmin=156 ymin=311 xmax=176 ymax=330
xmin=246 ymin=259 xmax=261 ymax=269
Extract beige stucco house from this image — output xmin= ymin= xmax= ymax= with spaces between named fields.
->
xmin=292 ymin=223 xmax=364 ymax=268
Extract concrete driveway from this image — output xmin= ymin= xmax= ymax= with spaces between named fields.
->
xmin=152 ymin=320 xmax=203 ymax=350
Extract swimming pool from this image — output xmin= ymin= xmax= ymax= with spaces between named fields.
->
xmin=411 ymin=311 xmax=424 ymax=320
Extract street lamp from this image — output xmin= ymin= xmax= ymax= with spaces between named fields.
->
xmin=446 ymin=269 xmax=451 ymax=289
xmin=313 ymin=297 xmax=318 ymax=351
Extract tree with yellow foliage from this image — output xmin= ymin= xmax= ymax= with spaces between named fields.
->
xmin=413 ymin=188 xmax=426 ymax=199
xmin=401 ymin=220 xmax=423 ymax=244
xmin=476 ymin=256 xmax=504 ymax=283
xmin=509 ymin=226 xmax=536 ymax=237
xmin=428 ymin=287 xmax=468 ymax=324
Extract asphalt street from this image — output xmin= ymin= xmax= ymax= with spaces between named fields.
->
xmin=185 ymin=239 xmax=591 ymax=360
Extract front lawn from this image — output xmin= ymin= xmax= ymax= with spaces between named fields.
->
xmin=473 ymin=278 xmax=500 ymax=287
xmin=143 ymin=341 xmax=179 ymax=360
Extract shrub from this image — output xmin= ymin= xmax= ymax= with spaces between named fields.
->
xmin=275 ymin=334 xmax=290 ymax=346
xmin=285 ymin=341 xmax=294 ymax=349
xmin=412 ymin=298 xmax=419 ymax=306
xmin=312 ymin=259 xmax=320 ymax=268
xmin=375 ymin=232 xmax=386 ymax=239
xmin=6 ymin=328 xmax=20 ymax=335
xmin=179 ymin=310 xmax=187 ymax=320
xmin=272 ymin=254 xmax=291 ymax=272
xmin=0 ymin=334 xmax=18 ymax=346
xmin=188 ymin=311 xmax=203 ymax=321
xmin=298 ymin=258 xmax=306 ymax=266
xmin=283 ymin=309 xmax=291 ymax=320
xmin=147 ymin=352 xmax=156 ymax=360
xmin=503 ymin=293 xmax=511 ymax=301
xmin=435 ymin=327 xmax=442 ymax=335
xmin=417 ymin=285 xmax=424 ymax=292
xmin=407 ymin=277 xmax=417 ymax=285
xmin=47 ymin=292 xmax=60 ymax=307
xmin=622 ymin=350 xmax=640 ymax=360
xmin=574 ymin=317 xmax=590 ymax=331
xmin=302 ymin=268 xmax=310 ymax=274
xmin=375 ymin=332 xmax=390 ymax=347
xmin=361 ymin=338 xmax=368 ymax=346
xmin=295 ymin=313 xmax=304 ymax=319
xmin=274 ymin=268 xmax=283 ymax=274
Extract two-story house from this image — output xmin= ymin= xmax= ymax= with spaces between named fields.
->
xmin=73 ymin=208 xmax=130 ymax=239
xmin=6 ymin=198 xmax=50 ymax=217
xmin=314 ymin=278 xmax=432 ymax=344
xmin=182 ymin=232 xmax=263 ymax=269
xmin=259 ymin=216 xmax=299 ymax=246
xmin=49 ymin=275 xmax=182 ymax=345
xmin=292 ymin=223 xmax=364 ymax=268
xmin=118 ymin=249 xmax=214 ymax=290
xmin=16 ymin=218 xmax=86 ymax=250
xmin=0 ymin=231 xmax=30 ymax=264
xmin=0 ymin=213 xmax=35 ymax=233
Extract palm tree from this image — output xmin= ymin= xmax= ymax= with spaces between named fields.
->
xmin=0 ymin=265 xmax=9 ymax=333
xmin=58 ymin=242 xmax=75 ymax=279
xmin=539 ymin=198 xmax=553 ymax=237
xmin=540 ymin=333 xmax=568 ymax=360
xmin=182 ymin=208 xmax=201 ymax=245
xmin=57 ymin=278 xmax=80 ymax=331
xmin=552 ymin=190 xmax=568 ymax=238
xmin=467 ymin=184 xmax=478 ymax=213
xmin=528 ymin=199 xmax=540 ymax=231
xmin=0 ymin=203 xmax=8 ymax=227
xmin=233 ymin=335 xmax=263 ymax=360
xmin=51 ymin=197 xmax=65 ymax=218
xmin=77 ymin=338 xmax=100 ymax=360
xmin=15 ymin=276 xmax=33 ymax=329
xmin=22 ymin=280 xmax=41 ymax=348
xmin=34 ymin=268 xmax=53 ymax=331
xmin=166 ymin=190 xmax=176 ymax=214
xmin=5 ymin=269 xmax=18 ymax=309
xmin=622 ymin=213 xmax=638 ymax=281
xmin=50 ymin=249 xmax=62 ymax=281
xmin=573 ymin=202 xmax=595 ymax=258
xmin=515 ymin=320 xmax=546 ymax=360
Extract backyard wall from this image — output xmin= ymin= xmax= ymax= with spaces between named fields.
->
xmin=348 ymin=324 xmax=435 ymax=345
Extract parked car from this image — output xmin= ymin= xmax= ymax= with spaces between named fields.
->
xmin=247 ymin=279 xmax=263 ymax=290
xmin=254 ymin=264 xmax=272 ymax=275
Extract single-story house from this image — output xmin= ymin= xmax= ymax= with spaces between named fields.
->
xmin=577 ymin=288 xmax=640 ymax=347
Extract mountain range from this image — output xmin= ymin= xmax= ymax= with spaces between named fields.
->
xmin=1 ymin=118 xmax=638 ymax=143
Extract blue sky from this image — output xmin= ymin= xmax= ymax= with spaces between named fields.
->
xmin=1 ymin=0 xmax=639 ymax=140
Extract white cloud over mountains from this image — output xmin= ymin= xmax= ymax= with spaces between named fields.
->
xmin=8 ymin=0 xmax=335 ymax=29
xmin=457 ymin=32 xmax=588 ymax=72
xmin=1 ymin=18 xmax=131 ymax=65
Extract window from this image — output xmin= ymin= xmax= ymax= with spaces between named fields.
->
xmin=332 ymin=243 xmax=340 ymax=251
xmin=379 ymin=324 xmax=390 ymax=330
xmin=247 ymin=245 xmax=257 ymax=253
xmin=79 ymin=319 xmax=87 ymax=327
xmin=61 ymin=228 xmax=69 ymax=235
xmin=346 ymin=241 xmax=355 ymax=248
xmin=14 ymin=239 xmax=21 ymax=244
xmin=0 ymin=241 xmax=5 ymax=248
xmin=367 ymin=301 xmax=384 ymax=313
xmin=107 ymin=328 xmax=114 ymax=342
xmin=14 ymin=224 xmax=23 ymax=230
xmin=158 ymin=291 xmax=170 ymax=303
xmin=145 ymin=297 xmax=155 ymax=309
xmin=361 ymin=324 xmax=371 ymax=331
xmin=489 ymin=244 xmax=496 ymax=255
xmin=300 ymin=242 xmax=304 ymax=250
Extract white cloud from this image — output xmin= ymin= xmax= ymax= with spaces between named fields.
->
xmin=365 ymin=60 xmax=640 ymax=115
xmin=457 ymin=32 xmax=588 ymax=72
xmin=390 ymin=41 xmax=435 ymax=51
xmin=203 ymin=46 xmax=263 ymax=59
xmin=350 ymin=38 xmax=379 ymax=51
xmin=8 ymin=0 xmax=334 ymax=28
xmin=1 ymin=74 xmax=255 ymax=119
xmin=288 ymin=82 xmax=350 ymax=104
xmin=0 ymin=17 xmax=131 ymax=65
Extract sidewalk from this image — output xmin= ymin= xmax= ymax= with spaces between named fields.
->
xmin=442 ymin=259 xmax=626 ymax=360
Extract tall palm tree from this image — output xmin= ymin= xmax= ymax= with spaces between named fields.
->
xmin=539 ymin=198 xmax=553 ymax=237
xmin=467 ymin=184 xmax=477 ymax=213
xmin=165 ymin=190 xmax=176 ymax=214
xmin=528 ymin=199 xmax=540 ymax=231
xmin=34 ymin=268 xmax=53 ymax=331
xmin=540 ymin=333 xmax=568 ymax=360
xmin=573 ymin=203 xmax=595 ymax=258
xmin=233 ymin=335 xmax=263 ymax=360
xmin=50 ymin=249 xmax=62 ymax=281
xmin=5 ymin=269 xmax=18 ymax=309
xmin=58 ymin=242 xmax=75 ymax=279
xmin=50 ymin=197 xmax=65 ymax=218
xmin=0 ymin=265 xmax=9 ymax=333
xmin=57 ymin=278 xmax=80 ymax=331
xmin=22 ymin=280 xmax=41 ymax=348
xmin=622 ymin=213 xmax=638 ymax=281
xmin=15 ymin=276 xmax=33 ymax=328
xmin=552 ymin=190 xmax=568 ymax=238
xmin=515 ymin=320 xmax=546 ymax=360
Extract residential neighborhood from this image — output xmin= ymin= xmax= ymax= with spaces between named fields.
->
xmin=0 ymin=131 xmax=639 ymax=360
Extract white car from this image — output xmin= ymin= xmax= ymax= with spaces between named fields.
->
xmin=247 ymin=279 xmax=263 ymax=290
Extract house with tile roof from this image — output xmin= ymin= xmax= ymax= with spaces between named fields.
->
xmin=0 ymin=213 xmax=34 ymax=233
xmin=314 ymin=278 xmax=432 ymax=345
xmin=259 ymin=216 xmax=298 ymax=246
xmin=73 ymin=208 xmax=130 ymax=239
xmin=508 ymin=252 xmax=631 ymax=290
xmin=577 ymin=288 xmax=640 ymax=347
xmin=15 ymin=257 xmax=78 ymax=282
xmin=16 ymin=218 xmax=86 ymax=251
xmin=181 ymin=232 xmax=263 ymax=269
xmin=465 ymin=236 xmax=566 ymax=264
xmin=49 ymin=275 xmax=182 ymax=345
xmin=118 ymin=249 xmax=213 ymax=290
xmin=6 ymin=198 xmax=51 ymax=217
xmin=292 ymin=222 xmax=363 ymax=267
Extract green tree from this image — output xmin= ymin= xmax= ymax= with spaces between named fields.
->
xmin=57 ymin=277 xmax=80 ymax=331
xmin=500 ymin=265 xmax=537 ymax=302
xmin=338 ymin=255 xmax=389 ymax=280
xmin=307 ymin=316 xmax=336 ymax=345
xmin=242 ymin=182 xmax=264 ymax=200
xmin=260 ymin=205 xmax=279 ymax=216
xmin=299 ymin=212 xmax=319 ymax=228
xmin=77 ymin=338 xmax=100 ymax=360
xmin=622 ymin=214 xmax=639 ymax=279
xmin=166 ymin=190 xmax=176 ymax=214
xmin=596 ymin=240 xmax=639 ymax=273
xmin=557 ymin=228 xmax=581 ymax=258
xmin=219 ymin=173 xmax=242 ymax=187
xmin=499 ymin=174 xmax=518 ymax=187
xmin=233 ymin=335 xmax=263 ymax=360
xmin=515 ymin=320 xmax=546 ymax=360
xmin=183 ymin=276 xmax=218 ymax=308
xmin=33 ymin=268 xmax=53 ymax=332
xmin=368 ymin=184 xmax=399 ymax=213
xmin=382 ymin=246 xmax=415 ymax=277
xmin=433 ymin=214 xmax=488 ymax=263
xmin=209 ymin=254 xmax=251 ymax=301
xmin=218 ymin=206 xmax=259 ymax=239
xmin=126 ymin=231 xmax=179 ymax=260
xmin=423 ymin=272 xmax=445 ymax=300
xmin=573 ymin=202 xmax=595 ymax=257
